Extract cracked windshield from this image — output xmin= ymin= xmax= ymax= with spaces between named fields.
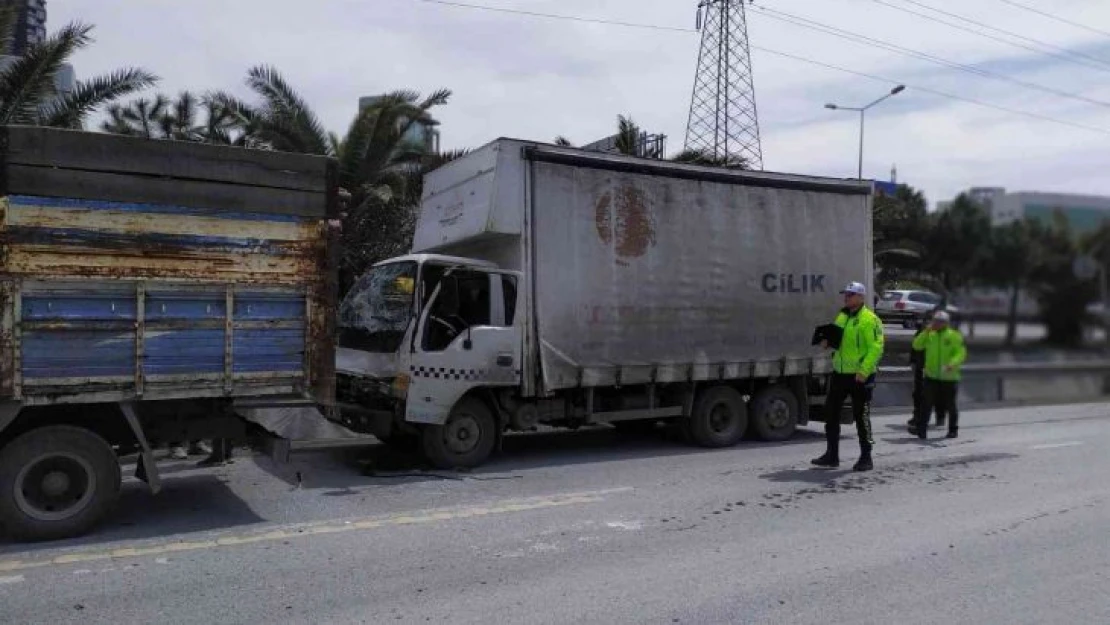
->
xmin=1 ymin=1 xmax=1107 ymax=624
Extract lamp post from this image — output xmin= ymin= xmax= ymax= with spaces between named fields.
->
xmin=825 ymin=85 xmax=905 ymax=179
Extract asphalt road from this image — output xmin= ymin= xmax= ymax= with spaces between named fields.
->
xmin=2 ymin=403 xmax=1109 ymax=625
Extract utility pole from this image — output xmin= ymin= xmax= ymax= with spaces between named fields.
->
xmin=684 ymin=0 xmax=763 ymax=169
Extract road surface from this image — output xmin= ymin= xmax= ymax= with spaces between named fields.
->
xmin=2 ymin=403 xmax=1108 ymax=624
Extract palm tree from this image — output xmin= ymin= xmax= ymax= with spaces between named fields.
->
xmin=0 ymin=11 xmax=156 ymax=128
xmin=100 ymin=94 xmax=170 ymax=138
xmin=212 ymin=66 xmax=451 ymax=206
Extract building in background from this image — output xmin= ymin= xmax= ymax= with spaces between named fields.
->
xmin=358 ymin=95 xmax=441 ymax=153
xmin=0 ymin=0 xmax=72 ymax=95
xmin=580 ymin=131 xmax=667 ymax=159
xmin=941 ymin=187 xmax=1110 ymax=236
xmin=1 ymin=0 xmax=46 ymax=57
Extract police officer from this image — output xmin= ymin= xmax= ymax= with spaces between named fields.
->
xmin=813 ymin=281 xmax=885 ymax=472
xmin=911 ymin=310 xmax=967 ymax=439
xmin=907 ymin=307 xmax=939 ymax=435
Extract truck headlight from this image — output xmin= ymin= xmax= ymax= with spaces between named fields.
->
xmin=392 ymin=373 xmax=411 ymax=397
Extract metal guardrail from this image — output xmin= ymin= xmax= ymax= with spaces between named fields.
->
xmin=876 ymin=359 xmax=1110 ymax=383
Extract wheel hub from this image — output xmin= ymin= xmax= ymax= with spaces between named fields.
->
xmin=41 ymin=471 xmax=72 ymax=498
xmin=766 ymin=399 xmax=790 ymax=428
xmin=444 ymin=415 xmax=481 ymax=454
xmin=709 ymin=404 xmax=735 ymax=433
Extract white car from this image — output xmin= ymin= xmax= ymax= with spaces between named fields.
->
xmin=876 ymin=290 xmax=959 ymax=328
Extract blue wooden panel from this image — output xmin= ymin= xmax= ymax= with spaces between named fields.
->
xmin=144 ymin=329 xmax=225 ymax=375
xmin=8 ymin=194 xmax=312 ymax=224
xmin=22 ymin=330 xmax=135 ymax=378
xmin=145 ymin=292 xmax=226 ymax=320
xmin=233 ymin=329 xmax=304 ymax=373
xmin=234 ymin=293 xmax=305 ymax=320
xmin=23 ymin=293 xmax=137 ymax=321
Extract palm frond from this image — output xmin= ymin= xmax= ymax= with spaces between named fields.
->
xmin=419 ymin=88 xmax=452 ymax=110
xmin=554 ymin=136 xmax=574 ymax=147
xmin=245 ymin=65 xmax=330 ymax=155
xmin=0 ymin=21 xmax=94 ymax=125
xmin=38 ymin=67 xmax=158 ymax=129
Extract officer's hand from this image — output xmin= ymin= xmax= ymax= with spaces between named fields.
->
xmin=855 ymin=373 xmax=866 ymax=384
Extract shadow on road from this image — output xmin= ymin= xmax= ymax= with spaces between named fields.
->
xmin=245 ymin=426 xmax=833 ymax=492
xmin=758 ymin=467 xmax=854 ymax=485
xmin=0 ymin=470 xmax=264 ymax=556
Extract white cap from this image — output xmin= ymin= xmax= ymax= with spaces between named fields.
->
xmin=840 ymin=281 xmax=867 ymax=296
xmin=933 ymin=310 xmax=951 ymax=323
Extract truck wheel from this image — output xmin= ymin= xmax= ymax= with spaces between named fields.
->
xmin=0 ymin=426 xmax=121 ymax=541
xmin=749 ymin=385 xmax=799 ymax=442
xmin=686 ymin=386 xmax=747 ymax=448
xmin=421 ymin=398 xmax=497 ymax=469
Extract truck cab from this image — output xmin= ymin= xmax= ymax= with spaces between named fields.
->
xmin=335 ymin=254 xmax=522 ymax=467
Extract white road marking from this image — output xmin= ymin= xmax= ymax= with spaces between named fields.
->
xmin=0 ymin=487 xmax=633 ymax=574
xmin=605 ymin=520 xmax=644 ymax=531
xmin=0 ymin=575 xmax=24 ymax=585
xmin=1031 ymin=442 xmax=1084 ymax=450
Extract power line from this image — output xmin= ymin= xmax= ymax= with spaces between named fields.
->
xmin=413 ymin=0 xmax=695 ymax=33
xmin=750 ymin=4 xmax=1110 ymax=109
xmin=994 ymin=0 xmax=1110 ymax=41
xmin=407 ymin=0 xmax=1110 ymax=136
xmin=892 ymin=0 xmax=1110 ymax=71
xmin=870 ymin=0 xmax=1110 ymax=75
xmin=751 ymin=46 xmax=1110 ymax=136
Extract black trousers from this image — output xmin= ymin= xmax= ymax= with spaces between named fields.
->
xmin=911 ymin=365 xmax=929 ymax=424
xmin=824 ymin=373 xmax=874 ymax=459
xmin=920 ymin=379 xmax=959 ymax=433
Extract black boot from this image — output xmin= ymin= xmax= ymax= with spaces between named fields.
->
xmin=853 ymin=456 xmax=873 ymax=472
xmin=811 ymin=452 xmax=839 ymax=468
xmin=946 ymin=430 xmax=958 ymax=439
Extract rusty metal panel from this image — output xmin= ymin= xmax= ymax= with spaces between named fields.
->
xmin=0 ymin=133 xmax=337 ymax=406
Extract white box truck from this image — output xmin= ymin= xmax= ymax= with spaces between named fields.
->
xmin=333 ymin=140 xmax=873 ymax=468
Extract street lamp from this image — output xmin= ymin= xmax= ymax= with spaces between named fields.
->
xmin=825 ymin=84 xmax=905 ymax=179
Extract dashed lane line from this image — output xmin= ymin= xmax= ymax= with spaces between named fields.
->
xmin=1030 ymin=441 xmax=1084 ymax=450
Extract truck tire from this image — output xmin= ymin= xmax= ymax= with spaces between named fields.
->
xmin=0 ymin=426 xmax=121 ymax=541
xmin=686 ymin=386 xmax=747 ymax=448
xmin=749 ymin=385 xmax=799 ymax=442
xmin=421 ymin=398 xmax=497 ymax=469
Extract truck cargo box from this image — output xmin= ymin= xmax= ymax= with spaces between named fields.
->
xmin=414 ymin=140 xmax=873 ymax=394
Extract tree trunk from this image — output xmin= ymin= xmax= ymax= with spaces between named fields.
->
xmin=1004 ymin=282 xmax=1020 ymax=347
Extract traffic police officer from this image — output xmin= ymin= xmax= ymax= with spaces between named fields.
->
xmin=911 ymin=310 xmax=967 ymax=439
xmin=813 ymin=281 xmax=885 ymax=472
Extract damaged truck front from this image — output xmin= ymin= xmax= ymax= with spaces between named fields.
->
xmin=0 ymin=127 xmax=338 ymax=541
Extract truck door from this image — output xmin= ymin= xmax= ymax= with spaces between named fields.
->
xmin=405 ymin=269 xmax=522 ymax=425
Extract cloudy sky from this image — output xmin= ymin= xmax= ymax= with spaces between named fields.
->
xmin=55 ymin=0 xmax=1110 ymax=206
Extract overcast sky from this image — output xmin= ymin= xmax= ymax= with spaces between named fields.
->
xmin=55 ymin=0 xmax=1110 ymax=206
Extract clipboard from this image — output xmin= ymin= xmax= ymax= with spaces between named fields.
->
xmin=811 ymin=323 xmax=843 ymax=348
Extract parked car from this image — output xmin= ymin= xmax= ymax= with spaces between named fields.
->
xmin=876 ymin=290 xmax=960 ymax=328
